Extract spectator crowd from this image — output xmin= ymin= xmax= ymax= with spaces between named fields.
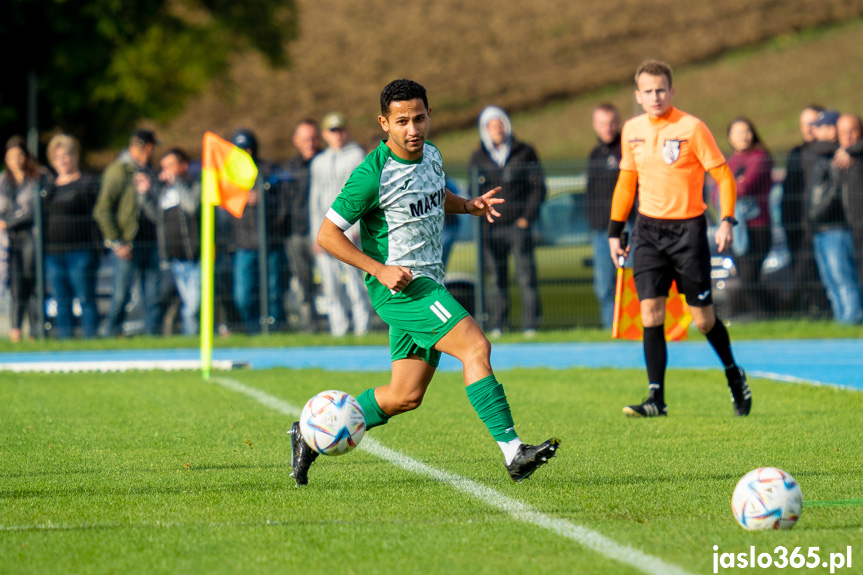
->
xmin=1 ymin=103 xmax=861 ymax=341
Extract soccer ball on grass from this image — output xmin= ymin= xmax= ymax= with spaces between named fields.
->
xmin=731 ymin=467 xmax=802 ymax=530
xmin=299 ymin=390 xmax=365 ymax=456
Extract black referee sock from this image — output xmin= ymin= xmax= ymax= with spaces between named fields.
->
xmin=643 ymin=325 xmax=667 ymax=405
xmin=705 ymin=317 xmax=737 ymax=370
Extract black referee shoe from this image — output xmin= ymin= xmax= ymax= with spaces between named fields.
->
xmin=623 ymin=398 xmax=667 ymax=418
xmin=727 ymin=367 xmax=752 ymax=416
xmin=289 ymin=421 xmax=319 ymax=486
xmin=506 ymin=438 xmax=560 ymax=482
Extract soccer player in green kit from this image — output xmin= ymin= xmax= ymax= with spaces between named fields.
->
xmin=289 ymin=79 xmax=559 ymax=485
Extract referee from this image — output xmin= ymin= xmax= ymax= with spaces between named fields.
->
xmin=608 ymin=60 xmax=751 ymax=418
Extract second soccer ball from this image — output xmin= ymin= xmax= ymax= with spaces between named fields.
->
xmin=731 ymin=467 xmax=802 ymax=530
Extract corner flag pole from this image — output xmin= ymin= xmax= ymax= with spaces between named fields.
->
xmin=200 ymin=168 xmax=217 ymax=380
xmin=199 ymin=132 xmax=257 ymax=380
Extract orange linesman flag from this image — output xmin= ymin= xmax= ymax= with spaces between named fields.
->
xmin=612 ymin=267 xmax=692 ymax=341
xmin=201 ymin=131 xmax=258 ymax=218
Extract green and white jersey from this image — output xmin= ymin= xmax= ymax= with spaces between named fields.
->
xmin=327 ymin=140 xmax=447 ymax=308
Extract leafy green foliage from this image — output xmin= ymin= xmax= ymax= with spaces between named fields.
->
xmin=0 ymin=0 xmax=296 ymax=149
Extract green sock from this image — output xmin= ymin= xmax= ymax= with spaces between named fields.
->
xmin=466 ymin=375 xmax=518 ymax=442
xmin=356 ymin=389 xmax=390 ymax=431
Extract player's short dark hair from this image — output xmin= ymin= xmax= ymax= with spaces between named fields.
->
xmin=380 ymin=79 xmax=428 ymax=116
xmin=635 ymin=60 xmax=673 ymax=88
xmin=162 ymin=147 xmax=189 ymax=164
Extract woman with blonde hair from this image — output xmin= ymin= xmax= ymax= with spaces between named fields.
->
xmin=44 ymin=134 xmax=100 ymax=338
xmin=0 ymin=136 xmax=45 ymax=342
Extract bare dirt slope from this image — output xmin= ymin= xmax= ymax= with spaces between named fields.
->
xmin=156 ymin=0 xmax=863 ymax=162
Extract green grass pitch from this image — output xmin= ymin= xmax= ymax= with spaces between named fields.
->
xmin=1 ymin=367 xmax=861 ymax=574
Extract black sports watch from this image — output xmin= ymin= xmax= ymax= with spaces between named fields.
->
xmin=722 ymin=216 xmax=739 ymax=226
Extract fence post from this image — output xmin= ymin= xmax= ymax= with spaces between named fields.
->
xmin=469 ymin=166 xmax=486 ymax=331
xmin=257 ymin=178 xmax=270 ymax=335
xmin=34 ymin=182 xmax=46 ymax=339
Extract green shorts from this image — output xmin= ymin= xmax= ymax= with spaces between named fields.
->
xmin=375 ymin=277 xmax=470 ymax=367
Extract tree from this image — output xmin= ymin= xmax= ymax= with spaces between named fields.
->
xmin=0 ymin=0 xmax=296 ymax=152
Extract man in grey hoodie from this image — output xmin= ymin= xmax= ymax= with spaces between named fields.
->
xmin=468 ymin=106 xmax=546 ymax=337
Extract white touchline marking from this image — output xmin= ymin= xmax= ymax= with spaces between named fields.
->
xmin=211 ymin=377 xmax=694 ymax=575
xmin=748 ymin=370 xmax=863 ymax=392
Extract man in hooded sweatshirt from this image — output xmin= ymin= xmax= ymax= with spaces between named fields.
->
xmin=468 ymin=106 xmax=546 ymax=337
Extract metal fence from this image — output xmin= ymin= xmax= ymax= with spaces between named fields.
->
xmin=0 ymin=155 xmax=847 ymax=339
xmin=445 ymin=157 xmax=836 ymax=331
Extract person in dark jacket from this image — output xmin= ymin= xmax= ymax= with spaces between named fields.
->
xmin=802 ymin=110 xmax=862 ymax=324
xmin=469 ymin=106 xmax=546 ymax=337
xmin=157 ymin=148 xmax=201 ymax=335
xmin=782 ymin=105 xmax=829 ymax=316
xmin=43 ymin=134 xmax=100 ymax=338
xmin=228 ymin=129 xmax=287 ymax=333
xmin=835 ymin=113 xmax=863 ymax=297
xmin=0 ymin=136 xmax=46 ymax=342
xmin=283 ymin=119 xmax=323 ymax=332
xmin=586 ymin=103 xmax=624 ymax=328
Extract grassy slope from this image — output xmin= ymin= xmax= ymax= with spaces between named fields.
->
xmin=1 ymin=368 xmax=861 ymax=574
xmin=434 ymin=17 xmax=863 ymax=163
xmin=148 ymin=3 xmax=863 ymax=166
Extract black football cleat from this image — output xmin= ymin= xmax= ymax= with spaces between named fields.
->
xmin=506 ymin=438 xmax=560 ymax=482
xmin=622 ymin=398 xmax=667 ymax=418
xmin=289 ymin=421 xmax=319 ymax=486
xmin=727 ymin=367 xmax=752 ymax=416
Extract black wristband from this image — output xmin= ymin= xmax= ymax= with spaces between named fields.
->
xmin=608 ymin=219 xmax=626 ymax=239
xmin=463 ymin=199 xmax=471 ymax=214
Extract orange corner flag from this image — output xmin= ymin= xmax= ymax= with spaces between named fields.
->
xmin=200 ymin=132 xmax=257 ymax=379
xmin=202 ymin=131 xmax=257 ymax=218
xmin=612 ymin=267 xmax=692 ymax=341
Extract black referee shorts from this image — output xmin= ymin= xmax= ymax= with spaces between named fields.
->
xmin=631 ymin=214 xmax=713 ymax=307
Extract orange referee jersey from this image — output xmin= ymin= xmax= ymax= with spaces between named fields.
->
xmin=616 ymin=107 xmax=726 ymax=220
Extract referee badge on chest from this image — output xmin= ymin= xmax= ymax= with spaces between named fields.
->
xmin=662 ymin=139 xmax=682 ymax=165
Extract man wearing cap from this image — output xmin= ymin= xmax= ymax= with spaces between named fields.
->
xmin=802 ymin=110 xmax=863 ymax=324
xmin=228 ymin=128 xmax=288 ymax=333
xmin=309 ymin=112 xmax=372 ymax=336
xmin=93 ymin=129 xmax=163 ymax=336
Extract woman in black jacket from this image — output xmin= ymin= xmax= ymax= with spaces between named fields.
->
xmin=43 ymin=134 xmax=100 ymax=338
